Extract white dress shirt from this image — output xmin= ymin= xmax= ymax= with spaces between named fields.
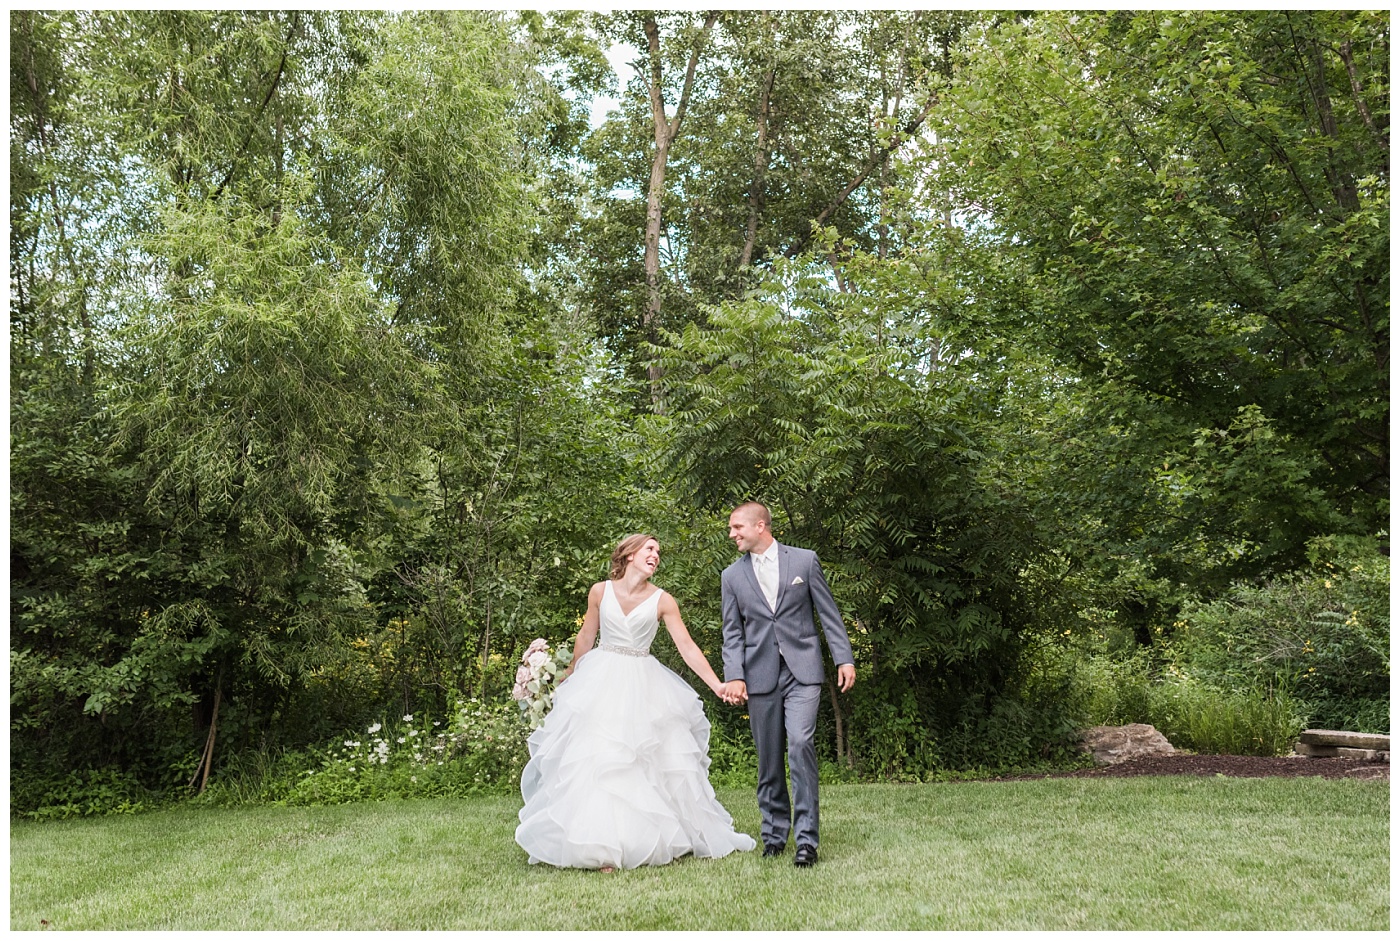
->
xmin=750 ymin=540 xmax=780 ymax=611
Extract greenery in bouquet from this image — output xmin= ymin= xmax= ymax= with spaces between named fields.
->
xmin=512 ymin=638 xmax=570 ymax=729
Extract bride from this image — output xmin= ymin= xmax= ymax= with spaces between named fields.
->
xmin=515 ymin=533 xmax=757 ymax=870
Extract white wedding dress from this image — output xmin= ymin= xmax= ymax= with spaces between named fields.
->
xmin=515 ymin=581 xmax=756 ymax=869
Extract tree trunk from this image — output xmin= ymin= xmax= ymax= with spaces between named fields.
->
xmin=643 ymin=133 xmax=671 ymax=409
xmin=825 ymin=669 xmax=851 ymax=768
xmin=738 ymin=67 xmax=777 ymax=270
xmin=642 ymin=12 xmax=719 ymax=412
xmin=1338 ymin=38 xmax=1387 ymax=159
xmin=190 ymin=665 xmax=224 ymax=792
xmin=479 ymin=593 xmax=492 ymax=701
xmin=1289 ymin=16 xmax=1360 ymax=214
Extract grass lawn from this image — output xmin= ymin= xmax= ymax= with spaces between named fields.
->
xmin=10 ymin=777 xmax=1389 ymax=930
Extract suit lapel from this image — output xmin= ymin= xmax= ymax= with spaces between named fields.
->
xmin=774 ymin=542 xmax=790 ymax=614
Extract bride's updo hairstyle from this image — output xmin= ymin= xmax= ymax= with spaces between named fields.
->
xmin=610 ymin=533 xmax=658 ymax=580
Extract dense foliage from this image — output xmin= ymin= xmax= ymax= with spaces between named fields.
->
xmin=10 ymin=10 xmax=1388 ymax=816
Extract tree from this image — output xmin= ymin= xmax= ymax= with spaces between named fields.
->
xmin=9 ymin=10 xmax=545 ymax=791
xmin=587 ymin=11 xmax=721 ymax=408
xmin=929 ymin=10 xmax=1388 ymax=599
xmin=656 ymin=258 xmax=1080 ymax=771
xmin=577 ymin=11 xmax=968 ymax=406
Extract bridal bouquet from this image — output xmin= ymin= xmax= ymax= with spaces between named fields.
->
xmin=511 ymin=638 xmax=569 ymax=729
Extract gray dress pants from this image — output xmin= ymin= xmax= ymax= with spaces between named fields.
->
xmin=747 ymin=658 xmax=822 ymax=848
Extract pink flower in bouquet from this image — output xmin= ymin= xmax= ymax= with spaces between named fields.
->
xmin=511 ymin=664 xmax=532 ymax=701
xmin=527 ymin=650 xmax=550 ymax=670
xmin=525 ymin=638 xmax=550 ymax=656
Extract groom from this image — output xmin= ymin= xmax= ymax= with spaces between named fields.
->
xmin=719 ymin=501 xmax=855 ymax=868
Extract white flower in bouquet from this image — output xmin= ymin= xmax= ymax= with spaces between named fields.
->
xmin=511 ymin=637 xmax=568 ymax=729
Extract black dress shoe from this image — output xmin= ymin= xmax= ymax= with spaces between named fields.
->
xmin=762 ymin=842 xmax=786 ymax=857
xmin=793 ymin=844 xmax=818 ymax=867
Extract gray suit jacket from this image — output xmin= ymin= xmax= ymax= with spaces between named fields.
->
xmin=720 ymin=542 xmax=854 ymax=695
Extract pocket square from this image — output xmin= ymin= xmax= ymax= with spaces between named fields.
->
xmin=791 ymin=576 xmax=804 ymax=585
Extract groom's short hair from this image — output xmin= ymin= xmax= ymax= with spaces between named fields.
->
xmin=733 ymin=501 xmax=771 ymax=529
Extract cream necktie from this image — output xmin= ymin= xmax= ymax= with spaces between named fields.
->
xmin=754 ymin=552 xmax=779 ymax=611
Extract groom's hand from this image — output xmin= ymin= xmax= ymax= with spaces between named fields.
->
xmin=720 ymin=680 xmax=748 ymax=705
xmin=836 ymin=663 xmax=855 ymax=693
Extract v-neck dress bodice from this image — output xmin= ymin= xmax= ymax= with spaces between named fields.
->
xmin=597 ymin=580 xmax=663 ymax=653
xmin=515 ymin=580 xmax=756 ymax=870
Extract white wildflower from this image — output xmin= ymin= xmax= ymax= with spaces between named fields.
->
xmin=368 ymin=722 xmax=382 ymax=734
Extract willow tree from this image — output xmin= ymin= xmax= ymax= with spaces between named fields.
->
xmin=10 ymin=10 xmax=540 ymax=791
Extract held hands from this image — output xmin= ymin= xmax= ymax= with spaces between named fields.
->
xmin=716 ymin=680 xmax=748 ymax=705
xmin=714 ymin=671 xmax=851 ymax=703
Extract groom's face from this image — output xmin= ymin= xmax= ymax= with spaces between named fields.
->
xmin=728 ymin=511 xmax=767 ymax=554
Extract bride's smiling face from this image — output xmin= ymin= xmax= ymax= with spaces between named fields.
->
xmin=628 ymin=539 xmax=660 ymax=578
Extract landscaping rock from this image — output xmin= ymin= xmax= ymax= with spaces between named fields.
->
xmin=1294 ymin=743 xmax=1387 ymax=761
xmin=1078 ymin=723 xmax=1176 ymax=766
xmin=1297 ymin=729 xmax=1390 ymax=750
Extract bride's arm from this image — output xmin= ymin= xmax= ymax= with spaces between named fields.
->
xmin=565 ymin=583 xmax=604 ymax=677
xmin=657 ymin=592 xmax=725 ymax=696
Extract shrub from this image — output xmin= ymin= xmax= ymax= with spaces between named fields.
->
xmin=10 ymin=768 xmax=158 ymax=821
xmin=1070 ymin=651 xmax=1303 ymax=756
xmin=705 ymin=719 xmax=758 ymax=787
xmin=273 ymin=700 xmax=529 ymax=806
xmin=849 ymin=686 xmax=941 ymax=781
xmin=195 ymin=748 xmax=315 ymax=807
xmin=193 ymin=699 xmax=531 ymax=807
xmin=841 ymin=654 xmax=1086 ymax=780
xmin=1146 ymin=675 xmax=1303 ymax=756
xmin=1173 ymin=535 xmax=1388 ymax=733
xmin=1304 ymin=696 xmax=1389 ymax=735
xmin=1070 ymin=648 xmax=1158 ymax=727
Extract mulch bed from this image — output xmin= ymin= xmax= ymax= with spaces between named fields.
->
xmin=997 ymin=754 xmax=1389 ymax=782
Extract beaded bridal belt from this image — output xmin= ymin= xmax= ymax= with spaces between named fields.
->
xmin=599 ymin=643 xmax=651 ymax=658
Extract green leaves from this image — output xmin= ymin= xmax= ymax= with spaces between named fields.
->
xmin=10 ymin=9 xmax=1388 ymax=788
xmin=932 ymin=10 xmax=1388 ymax=586
xmin=657 ymin=260 xmax=1064 ymax=764
xmin=10 ymin=11 xmax=554 ymax=791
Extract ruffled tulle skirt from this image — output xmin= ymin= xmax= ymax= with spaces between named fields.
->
xmin=515 ymin=648 xmax=756 ymax=869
